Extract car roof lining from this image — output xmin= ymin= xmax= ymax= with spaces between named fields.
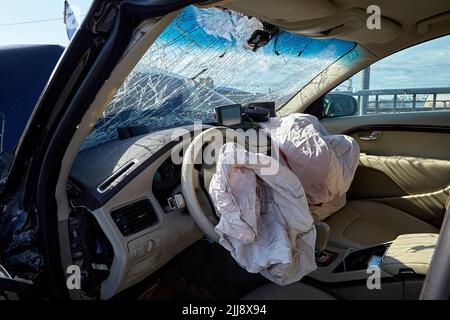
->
xmin=210 ymin=0 xmax=450 ymax=59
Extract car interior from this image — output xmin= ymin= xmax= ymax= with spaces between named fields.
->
xmin=44 ymin=0 xmax=450 ymax=300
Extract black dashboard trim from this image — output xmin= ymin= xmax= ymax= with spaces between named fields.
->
xmin=343 ymin=124 xmax=450 ymax=136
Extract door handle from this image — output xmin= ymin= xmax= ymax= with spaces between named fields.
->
xmin=358 ymin=131 xmax=382 ymax=141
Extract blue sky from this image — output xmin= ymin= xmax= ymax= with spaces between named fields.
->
xmin=0 ymin=1 xmax=449 ymax=91
xmin=347 ymin=34 xmax=450 ymax=91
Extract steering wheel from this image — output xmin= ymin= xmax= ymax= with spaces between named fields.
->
xmin=180 ymin=127 xmax=252 ymax=242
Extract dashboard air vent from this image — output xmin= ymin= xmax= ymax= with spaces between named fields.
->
xmin=111 ymin=199 xmax=158 ymax=236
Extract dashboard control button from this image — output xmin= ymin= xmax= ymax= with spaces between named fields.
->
xmin=146 ymin=240 xmax=155 ymax=252
xmin=127 ymin=231 xmax=163 ymax=261
xmin=167 ymin=194 xmax=186 ymax=210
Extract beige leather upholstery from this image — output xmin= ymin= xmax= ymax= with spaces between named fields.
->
xmin=325 ymin=201 xmax=439 ymax=249
xmin=242 ymin=282 xmax=336 ymax=300
xmin=357 ymin=155 xmax=450 ymax=196
xmin=350 ymin=154 xmax=450 ymax=221
xmin=381 ymin=233 xmax=438 ymax=276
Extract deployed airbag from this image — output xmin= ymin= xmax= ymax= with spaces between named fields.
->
xmin=208 ymin=113 xmax=359 ymax=285
xmin=261 ymin=114 xmax=360 ymax=220
xmin=209 ymin=143 xmax=317 ymax=285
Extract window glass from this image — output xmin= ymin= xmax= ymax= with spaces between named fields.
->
xmin=333 ymin=35 xmax=450 ymax=116
xmin=83 ymin=6 xmax=355 ymax=149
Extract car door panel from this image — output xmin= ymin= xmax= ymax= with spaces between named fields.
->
xmin=351 ymin=154 xmax=450 ymax=224
xmin=356 ymin=155 xmax=450 ymax=195
xmin=321 ymin=111 xmax=450 ymax=225
xmin=322 ymin=111 xmax=450 ymax=135
xmin=354 ymin=131 xmax=450 ymax=161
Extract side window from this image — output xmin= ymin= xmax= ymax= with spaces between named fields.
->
xmin=333 ymin=34 xmax=450 ymax=116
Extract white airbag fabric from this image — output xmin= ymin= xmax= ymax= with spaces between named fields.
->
xmin=209 ymin=143 xmax=317 ymax=285
xmin=261 ymin=114 xmax=360 ymax=220
xmin=208 ymin=113 xmax=359 ymax=285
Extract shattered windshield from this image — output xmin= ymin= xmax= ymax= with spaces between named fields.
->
xmin=82 ymin=6 xmax=355 ymax=149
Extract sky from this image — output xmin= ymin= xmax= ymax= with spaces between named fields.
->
xmin=0 ymin=1 xmax=449 ymax=91
xmin=342 ymin=34 xmax=450 ymax=91
xmin=0 ymin=0 xmax=93 ymax=47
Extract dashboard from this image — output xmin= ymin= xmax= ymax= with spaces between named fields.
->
xmin=68 ymin=126 xmax=206 ymax=299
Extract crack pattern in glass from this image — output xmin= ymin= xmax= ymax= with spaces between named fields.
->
xmin=82 ymin=6 xmax=355 ymax=150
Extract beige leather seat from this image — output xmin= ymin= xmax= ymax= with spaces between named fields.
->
xmin=324 ymin=200 xmax=439 ymax=249
xmin=242 ymin=282 xmax=336 ymax=300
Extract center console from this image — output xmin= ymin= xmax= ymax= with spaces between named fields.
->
xmin=306 ymin=233 xmax=438 ymax=300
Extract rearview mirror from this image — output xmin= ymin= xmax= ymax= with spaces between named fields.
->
xmin=323 ymin=93 xmax=358 ymax=118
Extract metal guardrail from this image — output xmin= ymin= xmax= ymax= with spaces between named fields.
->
xmin=0 ymin=113 xmax=5 ymax=153
xmin=338 ymin=87 xmax=450 ymax=115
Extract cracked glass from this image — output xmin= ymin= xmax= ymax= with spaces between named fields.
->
xmin=82 ymin=6 xmax=355 ymax=149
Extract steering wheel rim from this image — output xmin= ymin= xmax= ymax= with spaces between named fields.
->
xmin=181 ymin=127 xmax=250 ymax=242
